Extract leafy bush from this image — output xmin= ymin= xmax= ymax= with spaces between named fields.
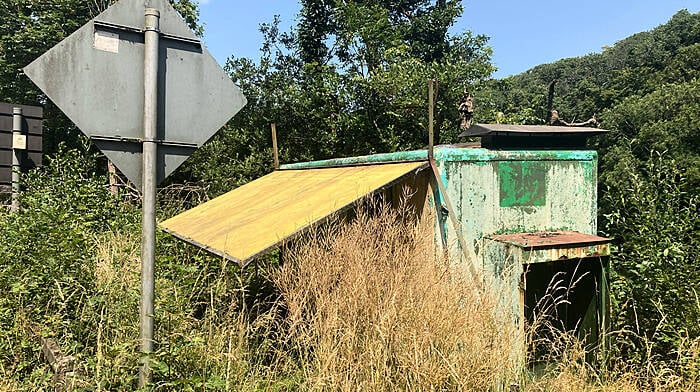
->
xmin=0 ymin=144 xmax=139 ymax=383
xmin=601 ymin=145 xmax=700 ymax=376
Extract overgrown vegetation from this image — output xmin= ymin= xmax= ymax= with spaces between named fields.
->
xmin=275 ymin=205 xmax=520 ymax=390
xmin=0 ymin=0 xmax=698 ymax=389
xmin=1 ymin=160 xmax=696 ymax=389
xmin=0 ymin=153 xmax=522 ymax=389
xmin=0 ymin=144 xmax=139 ymax=386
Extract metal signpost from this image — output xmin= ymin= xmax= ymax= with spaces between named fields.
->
xmin=0 ymin=102 xmax=42 ymax=210
xmin=24 ymin=0 xmax=247 ymax=386
xmin=11 ymin=108 xmax=23 ymax=211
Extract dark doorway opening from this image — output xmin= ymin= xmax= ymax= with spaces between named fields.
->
xmin=524 ymin=257 xmax=608 ymax=362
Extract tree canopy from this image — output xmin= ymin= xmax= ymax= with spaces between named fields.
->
xmin=181 ymin=0 xmax=494 ymax=195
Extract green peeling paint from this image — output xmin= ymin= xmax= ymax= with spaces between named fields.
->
xmin=435 ymin=148 xmax=597 ymax=163
xmin=498 ymin=161 xmax=547 ymax=207
xmin=279 ymin=147 xmax=596 ymax=170
xmin=279 ymin=150 xmax=428 ymax=170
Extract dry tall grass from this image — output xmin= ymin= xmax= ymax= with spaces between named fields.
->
xmin=522 ymin=332 xmax=699 ymax=392
xmin=274 ymin=204 xmax=521 ymax=391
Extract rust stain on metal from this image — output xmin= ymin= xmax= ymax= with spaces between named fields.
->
xmin=490 ymin=231 xmax=609 ymax=249
xmin=489 ymin=230 xmax=611 ymax=263
xmin=530 ymin=243 xmax=610 ymax=262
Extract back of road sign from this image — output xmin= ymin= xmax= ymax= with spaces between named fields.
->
xmin=23 ymin=0 xmax=247 ymax=187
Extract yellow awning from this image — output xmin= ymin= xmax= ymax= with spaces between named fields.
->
xmin=160 ymin=161 xmax=427 ymax=265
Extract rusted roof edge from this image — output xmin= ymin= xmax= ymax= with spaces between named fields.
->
xmin=488 ymin=231 xmax=611 ymax=251
xmin=460 ymin=123 xmax=609 ymax=138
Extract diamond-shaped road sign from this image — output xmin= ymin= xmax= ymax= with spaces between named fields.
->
xmin=24 ymin=0 xmax=247 ymax=187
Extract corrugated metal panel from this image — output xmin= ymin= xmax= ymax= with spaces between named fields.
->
xmin=160 ymin=161 xmax=427 ymax=265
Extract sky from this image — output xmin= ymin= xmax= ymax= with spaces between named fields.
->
xmin=197 ymin=1 xmax=700 ymax=79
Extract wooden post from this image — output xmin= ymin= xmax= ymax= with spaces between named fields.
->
xmin=271 ymin=122 xmax=279 ymax=170
xmin=39 ymin=335 xmax=80 ymax=391
xmin=429 ymin=160 xmax=481 ymax=293
xmin=107 ymin=160 xmax=118 ymax=195
xmin=546 ymin=80 xmax=556 ymax=124
xmin=428 ymin=80 xmax=435 ymax=161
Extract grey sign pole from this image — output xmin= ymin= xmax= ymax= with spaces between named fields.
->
xmin=139 ymin=8 xmax=159 ymax=387
xmin=22 ymin=0 xmax=247 ymax=383
xmin=11 ymin=107 xmax=22 ymax=213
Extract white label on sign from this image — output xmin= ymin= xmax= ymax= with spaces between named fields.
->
xmin=12 ymin=134 xmax=27 ymax=150
xmin=94 ymin=30 xmax=119 ymax=53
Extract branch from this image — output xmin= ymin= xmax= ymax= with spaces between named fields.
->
xmin=549 ymin=110 xmax=599 ymax=127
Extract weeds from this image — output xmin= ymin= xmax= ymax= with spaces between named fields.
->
xmin=275 ymin=203 xmax=520 ymax=390
xmin=1 ymin=186 xmax=698 ymax=390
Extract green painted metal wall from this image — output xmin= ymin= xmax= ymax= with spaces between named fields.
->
xmin=432 ymin=147 xmax=598 ymax=265
xmin=281 ymin=146 xmax=599 ymax=259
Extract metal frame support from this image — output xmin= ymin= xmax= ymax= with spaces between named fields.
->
xmin=11 ymin=107 xmax=22 ymax=213
xmin=139 ymin=7 xmax=160 ymax=388
xmin=426 ymin=79 xmax=482 ymax=292
xmin=429 ymin=160 xmax=482 ymax=290
xmin=271 ymin=123 xmax=279 ymax=170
